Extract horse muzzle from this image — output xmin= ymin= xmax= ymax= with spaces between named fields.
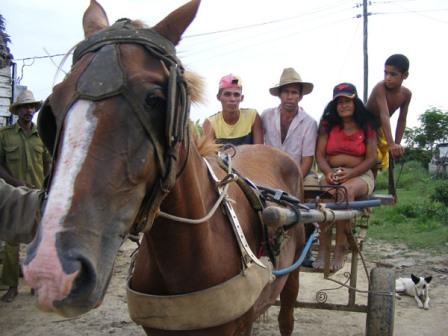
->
xmin=24 ymin=236 xmax=107 ymax=317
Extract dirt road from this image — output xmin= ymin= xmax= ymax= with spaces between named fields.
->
xmin=1 ymin=239 xmax=447 ymax=335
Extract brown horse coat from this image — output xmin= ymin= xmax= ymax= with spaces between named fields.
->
xmin=24 ymin=1 xmax=305 ymax=335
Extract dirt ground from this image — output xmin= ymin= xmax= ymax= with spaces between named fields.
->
xmin=1 ymin=238 xmax=447 ymax=336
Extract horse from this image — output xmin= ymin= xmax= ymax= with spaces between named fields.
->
xmin=23 ymin=1 xmax=305 ymax=335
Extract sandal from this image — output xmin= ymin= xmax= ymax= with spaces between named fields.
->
xmin=1 ymin=286 xmax=18 ymax=302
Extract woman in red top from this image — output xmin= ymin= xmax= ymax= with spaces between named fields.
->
xmin=314 ymin=83 xmax=378 ymax=271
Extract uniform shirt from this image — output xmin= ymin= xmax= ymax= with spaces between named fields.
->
xmin=261 ymin=106 xmax=318 ymax=165
xmin=0 ymin=122 xmax=52 ymax=188
xmin=207 ymin=108 xmax=257 ymax=146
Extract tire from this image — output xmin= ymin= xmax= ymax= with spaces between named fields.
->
xmin=365 ymin=267 xmax=395 ymax=336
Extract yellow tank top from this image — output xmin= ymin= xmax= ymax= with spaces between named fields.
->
xmin=207 ymin=108 xmax=257 ymax=146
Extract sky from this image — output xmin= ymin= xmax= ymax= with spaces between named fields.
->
xmin=2 ymin=0 xmax=448 ymax=132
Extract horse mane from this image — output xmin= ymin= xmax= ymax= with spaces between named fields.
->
xmin=190 ymin=124 xmax=219 ymax=157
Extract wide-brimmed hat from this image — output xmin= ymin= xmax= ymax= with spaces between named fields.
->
xmin=9 ymin=90 xmax=42 ymax=115
xmin=269 ymin=68 xmax=314 ymax=96
xmin=333 ymin=82 xmax=357 ymax=100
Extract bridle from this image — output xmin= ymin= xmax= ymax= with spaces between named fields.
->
xmin=39 ymin=19 xmax=191 ymax=233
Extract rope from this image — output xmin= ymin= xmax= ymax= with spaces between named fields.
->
xmin=158 ymin=154 xmax=236 ymax=224
xmin=158 ymin=181 xmax=230 ymax=224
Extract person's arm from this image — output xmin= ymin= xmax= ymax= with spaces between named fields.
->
xmin=0 ymin=179 xmax=41 ymax=244
xmin=342 ymin=136 xmax=377 ymax=181
xmin=300 ymin=118 xmax=318 ymax=176
xmin=373 ymin=85 xmax=404 ymax=158
xmin=251 ymin=113 xmax=263 ymax=144
xmin=395 ymin=89 xmax=412 ymax=145
xmin=202 ymin=119 xmax=216 ymax=140
xmin=300 ymin=156 xmax=313 ymax=177
xmin=315 ymin=127 xmax=334 ymax=184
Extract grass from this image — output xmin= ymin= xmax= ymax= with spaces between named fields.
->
xmin=368 ymin=161 xmax=448 ymax=254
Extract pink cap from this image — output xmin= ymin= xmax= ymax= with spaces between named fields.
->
xmin=218 ymin=74 xmax=242 ymax=90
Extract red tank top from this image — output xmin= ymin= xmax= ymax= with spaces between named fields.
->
xmin=326 ymin=125 xmax=375 ymax=157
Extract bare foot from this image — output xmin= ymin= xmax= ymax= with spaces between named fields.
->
xmin=313 ymin=224 xmax=330 ymax=270
xmin=312 ymin=256 xmax=326 ymax=270
xmin=330 ymin=247 xmax=346 ymax=272
xmin=1 ymin=286 xmax=18 ymax=302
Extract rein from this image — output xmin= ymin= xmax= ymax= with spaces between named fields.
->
xmin=158 ymin=154 xmax=238 ymax=224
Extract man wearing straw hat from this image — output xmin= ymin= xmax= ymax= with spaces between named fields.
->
xmin=0 ymin=90 xmax=52 ymax=302
xmin=261 ymin=68 xmax=318 ymax=185
xmin=261 ymin=68 xmax=318 ymax=267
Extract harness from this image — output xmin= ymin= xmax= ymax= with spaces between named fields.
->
xmin=38 ymin=19 xmax=191 ymax=233
xmin=126 ymin=154 xmax=276 ymax=330
xmin=38 ymin=20 xmax=307 ymax=330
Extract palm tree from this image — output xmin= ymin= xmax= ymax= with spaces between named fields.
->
xmin=0 ymin=14 xmax=13 ymax=69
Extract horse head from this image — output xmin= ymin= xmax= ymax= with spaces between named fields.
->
xmin=24 ymin=0 xmax=202 ymax=317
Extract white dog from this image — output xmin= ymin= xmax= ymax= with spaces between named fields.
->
xmin=395 ymin=274 xmax=432 ymax=309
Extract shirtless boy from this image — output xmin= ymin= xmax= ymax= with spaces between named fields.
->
xmin=367 ymin=54 xmax=412 ymax=172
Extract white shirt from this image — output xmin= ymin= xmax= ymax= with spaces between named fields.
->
xmin=261 ymin=105 xmax=318 ymax=165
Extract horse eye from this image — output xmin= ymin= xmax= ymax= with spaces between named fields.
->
xmin=145 ymin=94 xmax=165 ymax=109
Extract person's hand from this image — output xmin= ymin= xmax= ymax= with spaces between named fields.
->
xmin=14 ymin=180 xmax=27 ymax=188
xmin=388 ymin=143 xmax=404 ymax=158
xmin=326 ymin=169 xmax=342 ymax=185
xmin=15 ymin=180 xmax=36 ymax=189
xmin=332 ymin=167 xmax=352 ymax=184
xmin=325 ymin=171 xmax=336 ymax=185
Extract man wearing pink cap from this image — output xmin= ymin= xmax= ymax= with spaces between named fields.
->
xmin=203 ymin=74 xmax=263 ymax=146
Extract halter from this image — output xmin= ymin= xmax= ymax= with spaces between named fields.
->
xmin=43 ymin=19 xmax=191 ymax=233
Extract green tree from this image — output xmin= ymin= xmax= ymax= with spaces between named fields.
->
xmin=404 ymin=107 xmax=448 ymax=151
xmin=0 ymin=14 xmax=13 ymax=68
xmin=403 ymin=107 xmax=448 ymax=167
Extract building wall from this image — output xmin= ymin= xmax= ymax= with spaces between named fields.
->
xmin=0 ymin=65 xmax=12 ymax=126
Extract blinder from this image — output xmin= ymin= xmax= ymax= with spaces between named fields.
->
xmin=37 ymin=96 xmax=57 ymax=154
xmin=73 ymin=18 xmax=190 ymax=151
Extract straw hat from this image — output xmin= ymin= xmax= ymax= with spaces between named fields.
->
xmin=269 ymin=68 xmax=314 ymax=96
xmin=9 ymin=90 xmax=43 ymax=115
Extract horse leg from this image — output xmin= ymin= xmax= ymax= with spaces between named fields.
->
xmin=278 ymin=269 xmax=299 ymax=335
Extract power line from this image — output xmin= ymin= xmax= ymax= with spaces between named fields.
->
xmin=13 ymin=53 xmax=67 ymax=62
xmin=11 ymin=2 xmax=448 ymax=65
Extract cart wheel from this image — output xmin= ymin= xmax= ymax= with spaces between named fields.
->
xmin=365 ymin=267 xmax=395 ymax=336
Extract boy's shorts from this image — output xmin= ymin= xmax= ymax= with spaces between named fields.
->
xmin=376 ymin=128 xmax=389 ymax=171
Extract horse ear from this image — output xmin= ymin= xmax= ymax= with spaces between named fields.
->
xmin=83 ymin=0 xmax=110 ymax=38
xmin=153 ymin=0 xmax=201 ymax=46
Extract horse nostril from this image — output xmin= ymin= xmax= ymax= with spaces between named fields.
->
xmin=69 ymin=256 xmax=97 ymax=299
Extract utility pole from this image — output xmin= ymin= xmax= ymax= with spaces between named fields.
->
xmin=363 ymin=0 xmax=369 ymax=103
